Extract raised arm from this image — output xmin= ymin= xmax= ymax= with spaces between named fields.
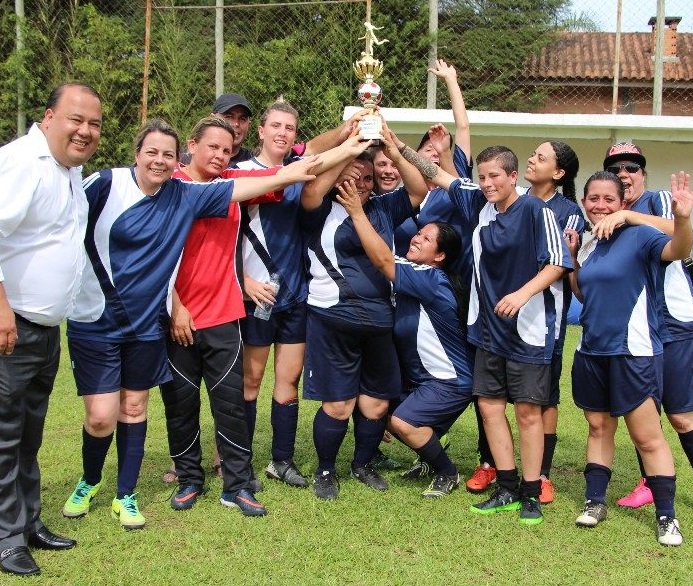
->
xmin=379 ymin=123 xmax=428 ymax=208
xmin=592 ymin=209 xmax=674 ymax=240
xmin=300 ymin=135 xmax=372 ymax=211
xmin=427 ymin=123 xmax=457 ymax=178
xmin=335 ymin=179 xmax=395 ymax=282
xmin=395 ymin=137 xmax=458 ymax=192
xmin=230 ymin=156 xmax=321 ymax=202
xmin=428 ymin=59 xmax=471 ymax=162
xmin=662 ymin=171 xmax=693 ymax=261
xmin=303 ymin=109 xmax=369 ymax=155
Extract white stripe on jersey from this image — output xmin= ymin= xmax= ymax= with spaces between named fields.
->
xmin=242 ymin=204 xmax=272 ymax=283
xmin=416 ymin=305 xmax=456 ymax=379
xmin=626 ymin=285 xmax=654 ymax=356
xmin=542 ymin=207 xmax=563 ymax=267
xmin=656 ymin=190 xmax=674 ymax=219
xmin=665 ymin=261 xmax=693 ymax=323
xmin=306 ymin=202 xmax=347 ymax=308
xmin=564 ymin=213 xmax=581 ymax=233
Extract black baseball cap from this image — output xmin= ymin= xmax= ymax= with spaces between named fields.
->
xmin=603 ymin=142 xmax=646 ymax=170
xmin=212 ymin=93 xmax=252 ymax=117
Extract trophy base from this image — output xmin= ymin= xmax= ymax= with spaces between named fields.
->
xmin=358 ymin=115 xmax=383 ymax=142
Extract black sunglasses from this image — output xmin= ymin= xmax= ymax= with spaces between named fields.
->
xmin=607 ymin=162 xmax=642 ymax=174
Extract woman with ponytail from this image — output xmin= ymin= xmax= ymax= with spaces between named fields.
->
xmin=521 ymin=140 xmax=585 ymax=504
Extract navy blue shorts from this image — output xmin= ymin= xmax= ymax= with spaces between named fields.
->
xmin=393 ymin=380 xmax=472 ymax=435
xmin=302 ymin=310 xmax=401 ymax=402
xmin=241 ymin=301 xmax=307 ymax=346
xmin=472 ymin=348 xmax=551 ymax=405
xmin=571 ymin=351 xmax=662 ymax=417
xmin=662 ymin=339 xmax=693 ymax=415
xmin=68 ymin=337 xmax=171 ymax=395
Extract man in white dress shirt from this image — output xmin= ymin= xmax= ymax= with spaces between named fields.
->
xmin=0 ymin=83 xmax=102 ymax=577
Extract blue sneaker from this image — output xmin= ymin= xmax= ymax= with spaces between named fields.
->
xmin=171 ymin=484 xmax=204 ymax=511
xmin=220 ymin=489 xmax=267 ymax=517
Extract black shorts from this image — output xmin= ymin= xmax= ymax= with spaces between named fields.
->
xmin=472 ymin=348 xmax=551 ymax=405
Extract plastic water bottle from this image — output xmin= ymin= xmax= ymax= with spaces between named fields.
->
xmin=253 ymin=273 xmax=281 ymax=320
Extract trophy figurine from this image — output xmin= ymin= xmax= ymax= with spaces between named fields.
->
xmin=353 ymin=21 xmax=388 ymax=140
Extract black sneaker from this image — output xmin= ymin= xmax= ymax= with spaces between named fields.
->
xmin=220 ymin=489 xmax=267 ymax=516
xmin=576 ymin=500 xmax=607 ymax=527
xmin=401 ymin=460 xmax=433 ymax=480
xmin=369 ymin=449 xmax=402 ymax=471
xmin=350 ymin=463 xmax=388 ymax=491
xmin=469 ymin=486 xmax=520 ymax=515
xmin=313 ymin=470 xmax=339 ymax=500
xmin=265 ymin=460 xmax=309 ymax=488
xmin=422 ymin=473 xmax=460 ymax=498
xmin=170 ymin=483 xmax=205 ymax=511
xmin=519 ymin=497 xmax=544 ymax=525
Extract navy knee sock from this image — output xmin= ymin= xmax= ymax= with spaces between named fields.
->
xmin=352 ymin=409 xmax=387 ymax=467
xmin=116 ymin=420 xmax=147 ymax=498
xmin=647 ymin=475 xmax=676 ymax=519
xmin=414 ymin=435 xmax=457 ymax=476
xmin=584 ymin=462 xmax=612 ymax=503
xmin=313 ymin=407 xmax=348 ymax=474
xmin=677 ymin=429 xmax=693 ymax=469
xmin=82 ymin=427 xmax=113 ymax=486
xmin=244 ymin=399 xmax=258 ymax=444
xmin=541 ymin=433 xmax=557 ymax=478
xmin=271 ymin=397 xmax=299 ymax=461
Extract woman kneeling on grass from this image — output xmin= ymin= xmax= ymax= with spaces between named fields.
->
xmin=565 ymin=170 xmax=693 ymax=546
xmin=336 ymin=180 xmax=473 ymax=498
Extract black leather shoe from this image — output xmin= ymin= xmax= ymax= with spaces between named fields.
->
xmin=0 ymin=546 xmax=40 ymax=576
xmin=28 ymin=526 xmax=77 ymax=550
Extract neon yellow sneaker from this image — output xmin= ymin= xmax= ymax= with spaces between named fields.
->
xmin=62 ymin=477 xmax=102 ymax=518
xmin=111 ymin=494 xmax=146 ymax=530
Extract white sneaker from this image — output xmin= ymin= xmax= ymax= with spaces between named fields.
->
xmin=657 ymin=516 xmax=683 ymax=546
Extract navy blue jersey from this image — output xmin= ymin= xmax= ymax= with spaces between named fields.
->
xmin=393 ymin=258 xmax=473 ymax=390
xmin=394 ymin=145 xmax=475 ymax=284
xmin=303 ymin=188 xmax=413 ymax=327
xmin=448 ymin=179 xmax=572 ymax=364
xmin=68 ymin=168 xmax=233 ymax=342
xmin=577 ymin=225 xmax=670 ymax=356
xmin=632 ymin=189 xmax=693 ymax=342
xmin=523 ymin=188 xmax=586 ymax=355
xmin=237 ymin=157 xmax=307 ymax=310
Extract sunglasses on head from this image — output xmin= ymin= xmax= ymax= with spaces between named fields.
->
xmin=607 ymin=162 xmax=642 ymax=174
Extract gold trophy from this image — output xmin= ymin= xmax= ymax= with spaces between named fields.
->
xmin=353 ymin=21 xmax=388 ymax=140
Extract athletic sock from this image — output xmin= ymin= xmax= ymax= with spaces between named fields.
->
xmin=313 ymin=407 xmax=348 ymax=474
xmin=647 ymin=475 xmax=676 ymax=519
xmin=520 ymin=478 xmax=542 ymax=499
xmin=635 ymin=447 xmax=646 ymax=478
xmin=496 ymin=468 xmax=520 ymax=493
xmin=677 ymin=429 xmax=693 ymax=469
xmin=271 ymin=397 xmax=299 ymax=461
xmin=541 ymin=433 xmax=557 ymax=478
xmin=244 ymin=399 xmax=258 ymax=443
xmin=413 ymin=434 xmax=457 ymax=476
xmin=82 ymin=427 xmax=113 ymax=486
xmin=116 ymin=420 xmax=147 ymax=498
xmin=584 ymin=462 xmax=611 ymax=503
xmin=474 ymin=398 xmax=495 ymax=467
xmin=352 ymin=409 xmax=386 ymax=467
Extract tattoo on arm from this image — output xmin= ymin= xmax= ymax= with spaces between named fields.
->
xmin=401 ymin=146 xmax=438 ymax=179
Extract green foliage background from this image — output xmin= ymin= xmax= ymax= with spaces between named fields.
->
xmin=1 ymin=0 xmax=572 ymax=172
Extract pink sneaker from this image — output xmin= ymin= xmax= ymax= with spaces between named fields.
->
xmin=616 ymin=477 xmax=653 ymax=508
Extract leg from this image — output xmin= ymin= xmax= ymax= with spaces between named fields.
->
xmin=242 ymin=344 xmax=271 ymax=443
xmin=478 ymin=397 xmax=515 ymax=471
xmin=161 ymin=339 xmax=204 ymax=487
xmin=116 ymin=389 xmax=149 ymax=497
xmin=514 ymin=402 xmax=544 ymax=483
xmin=270 ymin=342 xmax=304 ymax=462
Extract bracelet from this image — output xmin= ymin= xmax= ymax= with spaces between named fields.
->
xmin=398 ymin=144 xmax=407 ymax=155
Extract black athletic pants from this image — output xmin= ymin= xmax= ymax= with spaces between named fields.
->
xmin=160 ymin=321 xmax=251 ymax=493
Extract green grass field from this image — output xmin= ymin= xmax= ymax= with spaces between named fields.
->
xmin=11 ymin=326 xmax=693 ymax=585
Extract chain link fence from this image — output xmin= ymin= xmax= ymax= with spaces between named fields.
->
xmin=2 ymin=1 xmax=691 ymax=171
